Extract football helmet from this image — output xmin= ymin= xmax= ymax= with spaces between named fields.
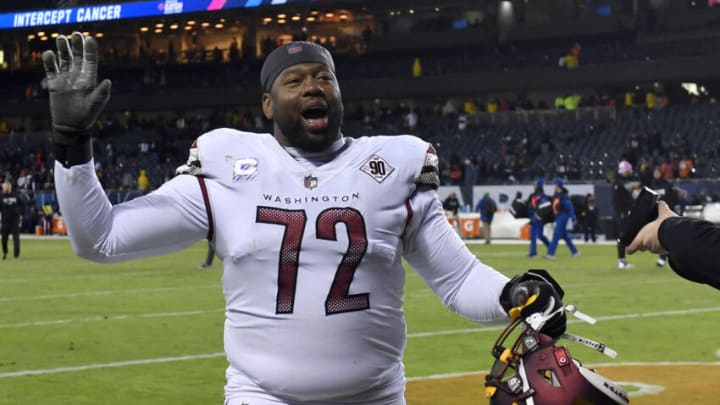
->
xmin=485 ymin=306 xmax=629 ymax=405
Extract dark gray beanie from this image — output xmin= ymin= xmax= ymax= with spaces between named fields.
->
xmin=260 ymin=41 xmax=335 ymax=92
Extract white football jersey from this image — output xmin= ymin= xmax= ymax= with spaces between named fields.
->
xmin=54 ymin=129 xmax=510 ymax=405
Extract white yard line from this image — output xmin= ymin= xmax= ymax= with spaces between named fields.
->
xmin=0 ymin=285 xmax=219 ymax=302
xmin=407 ymin=306 xmax=720 ymax=338
xmin=406 ymin=277 xmax=680 ymax=300
xmin=408 ymin=326 xmax=503 ymax=337
xmin=406 ymin=370 xmax=480 ymax=381
xmin=590 ymin=306 xmax=720 ymax=321
xmin=0 ymin=270 xmax=179 ymax=284
xmin=0 ymin=306 xmax=719 ymax=381
xmin=407 ymin=371 xmax=668 ymax=398
xmin=2 ymin=304 xmax=720 ymax=334
xmin=1 ymin=354 xmax=717 ymax=386
xmin=0 ymin=353 xmax=226 ymax=378
xmin=0 ymin=309 xmax=223 ymax=328
xmin=405 ymin=361 xmax=720 ymax=382
xmin=562 ymin=277 xmax=678 ymax=288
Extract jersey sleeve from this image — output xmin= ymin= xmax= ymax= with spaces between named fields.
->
xmin=402 ymin=189 xmax=510 ymax=322
xmin=54 ymin=159 xmax=209 ymax=263
xmin=659 ymin=216 xmax=720 ymax=289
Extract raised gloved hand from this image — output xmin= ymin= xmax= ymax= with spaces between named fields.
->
xmin=42 ymin=32 xmax=111 ymax=167
xmin=499 ymin=269 xmax=566 ymax=338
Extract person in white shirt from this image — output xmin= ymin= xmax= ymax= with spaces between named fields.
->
xmin=42 ymin=33 xmax=566 ymax=405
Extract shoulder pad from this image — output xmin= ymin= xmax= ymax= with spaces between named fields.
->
xmin=175 ymin=139 xmax=202 ymax=176
xmin=417 ymin=144 xmax=439 ymax=189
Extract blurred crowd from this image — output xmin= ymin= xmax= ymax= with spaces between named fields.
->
xmin=4 ymin=85 xmax=720 ymax=236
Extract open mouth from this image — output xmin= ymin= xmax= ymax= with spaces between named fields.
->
xmin=301 ymin=106 xmax=329 ymax=132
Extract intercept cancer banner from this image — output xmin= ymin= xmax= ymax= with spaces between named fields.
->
xmin=1 ymin=0 xmax=311 ymax=30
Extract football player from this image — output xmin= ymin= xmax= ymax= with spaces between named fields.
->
xmin=1 ymin=181 xmax=24 ymax=260
xmin=43 ymin=33 xmax=566 ymax=404
xmin=613 ymin=160 xmax=637 ymax=269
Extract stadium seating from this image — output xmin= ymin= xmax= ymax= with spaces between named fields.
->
xmin=4 ymin=102 xmax=720 ymax=193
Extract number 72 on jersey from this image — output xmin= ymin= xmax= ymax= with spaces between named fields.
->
xmin=257 ymin=206 xmax=371 ymax=316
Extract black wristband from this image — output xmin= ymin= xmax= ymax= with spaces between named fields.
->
xmin=53 ymin=130 xmax=93 ymax=168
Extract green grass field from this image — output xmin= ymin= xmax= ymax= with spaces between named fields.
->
xmin=0 ymin=238 xmax=719 ymax=404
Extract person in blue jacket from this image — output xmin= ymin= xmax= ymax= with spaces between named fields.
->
xmin=527 ymin=179 xmax=551 ymax=257
xmin=546 ymin=178 xmax=579 ymax=258
xmin=475 ymin=191 xmax=497 ymax=244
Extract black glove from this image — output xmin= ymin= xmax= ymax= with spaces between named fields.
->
xmin=499 ymin=269 xmax=566 ymax=338
xmin=42 ymin=32 xmax=111 ymax=167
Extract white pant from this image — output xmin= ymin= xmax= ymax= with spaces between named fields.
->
xmin=225 ymin=396 xmax=406 ymax=405
xmin=224 ymin=365 xmax=406 ymax=405
xmin=226 ymin=398 xmax=280 ymax=405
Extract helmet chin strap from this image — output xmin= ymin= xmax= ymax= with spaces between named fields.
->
xmin=525 ymin=303 xmax=598 ymax=333
xmin=526 ymin=303 xmax=619 ymax=358
xmin=518 ymin=360 xmax=536 ymax=405
xmin=561 ymin=333 xmax=618 ymax=359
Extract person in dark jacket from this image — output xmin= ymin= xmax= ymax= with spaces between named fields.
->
xmin=475 ymin=191 xmax=497 ymax=244
xmin=443 ymin=192 xmax=460 ymax=216
xmin=613 ymin=160 xmax=636 ymax=269
xmin=581 ymin=193 xmax=599 ymax=243
xmin=646 ymin=166 xmax=679 ymax=267
xmin=443 ymin=192 xmax=461 ymax=234
xmin=527 ymin=179 xmax=551 ymax=257
xmin=627 ymin=201 xmax=720 ymax=290
xmin=0 ymin=182 xmax=24 ymax=260
xmin=546 ymin=178 xmax=579 ymax=259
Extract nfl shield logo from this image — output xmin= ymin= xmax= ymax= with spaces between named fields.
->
xmin=288 ymin=44 xmax=303 ymax=55
xmin=304 ymin=175 xmax=318 ymax=190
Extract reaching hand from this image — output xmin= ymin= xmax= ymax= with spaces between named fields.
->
xmin=500 ymin=269 xmax=567 ymax=338
xmin=42 ymin=32 xmax=111 ymax=133
xmin=626 ymin=201 xmax=678 ymax=255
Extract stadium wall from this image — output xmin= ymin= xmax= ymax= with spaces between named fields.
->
xmin=437 ymin=182 xmax=720 ymax=240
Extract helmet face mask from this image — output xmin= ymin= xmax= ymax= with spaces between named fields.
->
xmin=485 ymin=319 xmax=629 ymax=405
